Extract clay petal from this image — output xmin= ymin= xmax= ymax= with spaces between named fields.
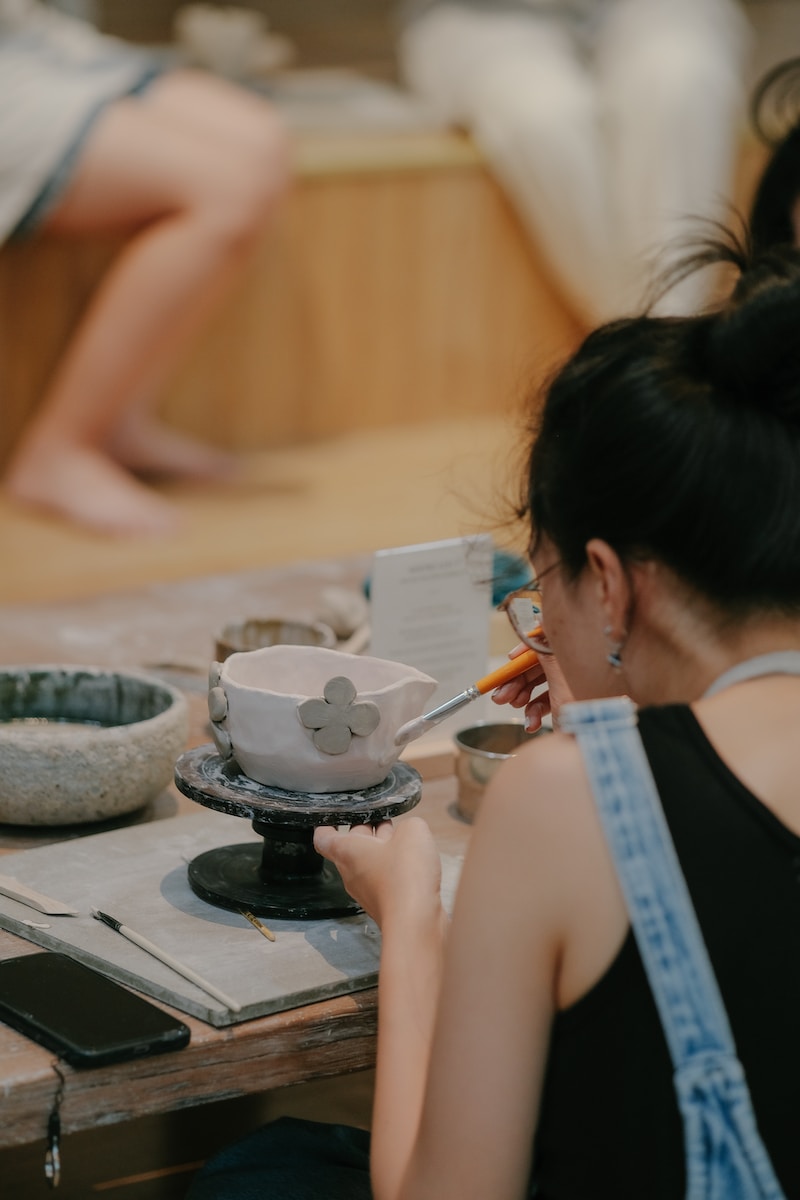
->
xmin=313 ymin=723 xmax=352 ymax=755
xmin=347 ymin=701 xmax=380 ymax=736
xmin=323 ymin=676 xmax=357 ymax=707
xmin=298 ymin=697 xmax=335 ymax=730
xmin=208 ymin=686 xmax=228 ymax=723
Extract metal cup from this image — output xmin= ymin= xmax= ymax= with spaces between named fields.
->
xmin=454 ymin=721 xmax=546 ymax=823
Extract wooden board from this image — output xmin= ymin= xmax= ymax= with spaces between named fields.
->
xmin=0 ymin=810 xmax=462 ymax=1027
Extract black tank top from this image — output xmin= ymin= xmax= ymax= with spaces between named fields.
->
xmin=531 ymin=704 xmax=800 ymax=1199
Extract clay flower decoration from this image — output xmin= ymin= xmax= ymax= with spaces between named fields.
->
xmin=297 ymin=675 xmax=380 ymax=755
xmin=207 ymin=661 xmax=234 ymax=760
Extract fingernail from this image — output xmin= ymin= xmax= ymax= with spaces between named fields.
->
xmin=525 ymin=706 xmax=542 ymax=732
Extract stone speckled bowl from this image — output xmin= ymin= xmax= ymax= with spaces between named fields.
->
xmin=0 ymin=666 xmax=189 ymax=826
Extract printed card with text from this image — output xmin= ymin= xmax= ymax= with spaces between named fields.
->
xmin=369 ymin=535 xmax=494 ymax=709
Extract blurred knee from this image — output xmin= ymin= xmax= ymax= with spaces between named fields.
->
xmin=190 ymin=115 xmax=291 ymax=252
xmin=224 ymin=112 xmax=291 ymax=229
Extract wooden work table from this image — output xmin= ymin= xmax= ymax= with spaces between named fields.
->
xmin=0 ymin=560 xmax=472 ymax=1151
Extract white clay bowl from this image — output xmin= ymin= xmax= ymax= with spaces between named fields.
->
xmin=208 ymin=645 xmax=437 ymax=792
xmin=0 ymin=666 xmax=189 ymax=825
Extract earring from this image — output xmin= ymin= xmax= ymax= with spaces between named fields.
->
xmin=603 ymin=625 xmax=625 ymax=671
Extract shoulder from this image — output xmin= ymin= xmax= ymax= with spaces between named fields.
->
xmin=480 ymin=728 xmax=594 ymax=833
xmin=472 ymin=729 xmax=605 ymax=907
xmin=470 ymin=728 xmax=629 ymax=1008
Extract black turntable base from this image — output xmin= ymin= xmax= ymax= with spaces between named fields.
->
xmin=174 ymin=746 xmax=423 ymax=919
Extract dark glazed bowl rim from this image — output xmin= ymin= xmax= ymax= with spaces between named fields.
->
xmin=0 ymin=665 xmax=185 ymax=731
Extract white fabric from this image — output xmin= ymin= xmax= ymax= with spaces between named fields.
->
xmin=0 ymin=0 xmax=158 ymax=243
xmin=399 ymin=0 xmax=752 ymax=322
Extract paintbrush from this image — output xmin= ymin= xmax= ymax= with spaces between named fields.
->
xmin=394 ymin=644 xmax=541 ymax=748
xmin=91 ymin=908 xmax=241 ymax=1012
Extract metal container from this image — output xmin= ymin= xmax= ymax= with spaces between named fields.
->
xmin=454 ymin=721 xmax=546 ymax=823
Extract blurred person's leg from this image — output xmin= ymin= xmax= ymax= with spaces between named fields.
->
xmin=100 ymin=70 xmax=291 ymax=483
xmin=597 ymin=0 xmax=751 ymax=315
xmin=4 ymin=70 xmax=289 ymax=534
xmin=399 ymin=5 xmax=620 ymax=325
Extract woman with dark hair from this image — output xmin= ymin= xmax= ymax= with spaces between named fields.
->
xmin=188 ymin=238 xmax=800 ymax=1199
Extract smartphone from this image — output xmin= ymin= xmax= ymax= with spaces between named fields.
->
xmin=0 ymin=952 xmax=190 ymax=1068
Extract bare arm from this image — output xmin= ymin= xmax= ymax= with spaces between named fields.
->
xmin=314 ymin=735 xmax=590 ymax=1200
xmin=314 ymin=818 xmax=448 ymax=1194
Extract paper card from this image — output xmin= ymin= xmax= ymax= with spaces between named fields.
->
xmin=369 ymin=535 xmax=494 ymax=708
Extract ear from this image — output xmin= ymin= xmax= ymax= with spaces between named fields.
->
xmin=584 ymin=539 xmax=631 ymax=636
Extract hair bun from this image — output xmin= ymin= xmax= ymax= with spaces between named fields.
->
xmin=702 ymin=249 xmax=800 ymax=426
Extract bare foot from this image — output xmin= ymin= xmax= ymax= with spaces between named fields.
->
xmin=3 ymin=440 xmax=181 ymax=536
xmin=106 ymin=413 xmax=240 ymax=483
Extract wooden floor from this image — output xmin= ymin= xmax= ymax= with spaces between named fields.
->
xmin=0 ymin=414 xmax=524 ymax=605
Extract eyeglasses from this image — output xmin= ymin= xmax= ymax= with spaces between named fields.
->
xmin=496 ymin=581 xmax=553 ymax=655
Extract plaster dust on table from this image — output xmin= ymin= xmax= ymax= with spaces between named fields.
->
xmin=0 ymin=811 xmax=462 ymax=1027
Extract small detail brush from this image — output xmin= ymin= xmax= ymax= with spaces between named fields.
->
xmin=91 ymin=908 xmax=242 ymax=1012
xmin=394 ymin=644 xmax=541 ymax=748
xmin=240 ymin=908 xmax=276 ymax=942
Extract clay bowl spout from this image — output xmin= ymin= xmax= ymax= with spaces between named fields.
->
xmin=207 ymin=645 xmax=437 ymax=793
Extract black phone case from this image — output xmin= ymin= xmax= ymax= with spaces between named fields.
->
xmin=0 ymin=952 xmax=190 ymax=1068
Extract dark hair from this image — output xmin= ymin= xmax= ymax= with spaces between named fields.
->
xmin=749 ymin=58 xmax=800 ymax=252
xmin=522 ymin=239 xmax=800 ymax=618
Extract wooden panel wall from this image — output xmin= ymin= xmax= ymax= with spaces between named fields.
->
xmin=0 ymin=132 xmax=584 ymax=465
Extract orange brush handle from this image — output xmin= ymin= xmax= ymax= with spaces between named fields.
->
xmin=474 ymin=646 xmax=540 ymax=695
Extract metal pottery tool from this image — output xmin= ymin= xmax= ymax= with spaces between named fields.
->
xmin=394 ymin=645 xmax=541 ymax=749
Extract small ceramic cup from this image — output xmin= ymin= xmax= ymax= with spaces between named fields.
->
xmin=208 ymin=645 xmax=437 ymax=793
xmin=174 ymin=4 xmax=294 ymax=79
xmin=214 ymin=617 xmax=337 ymax=662
xmin=454 ymin=721 xmax=546 ymax=823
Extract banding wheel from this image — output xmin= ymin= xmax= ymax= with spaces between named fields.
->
xmin=174 ymin=746 xmax=422 ymax=919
